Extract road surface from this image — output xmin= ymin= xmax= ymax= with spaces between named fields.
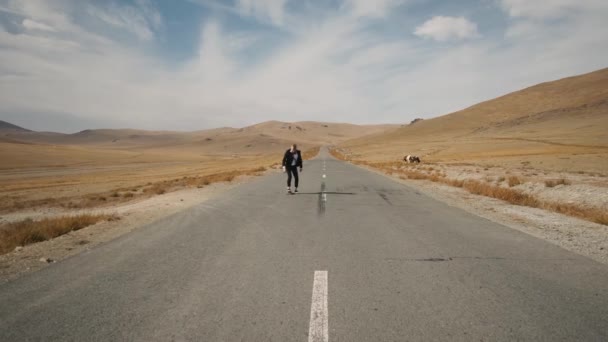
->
xmin=1 ymin=148 xmax=607 ymax=341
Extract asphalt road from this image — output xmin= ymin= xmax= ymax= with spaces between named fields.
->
xmin=1 ymin=148 xmax=607 ymax=341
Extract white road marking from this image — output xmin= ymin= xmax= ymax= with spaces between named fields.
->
xmin=322 ymin=193 xmax=327 ymax=202
xmin=322 ymin=174 xmax=326 ymax=178
xmin=308 ymin=271 xmax=329 ymax=342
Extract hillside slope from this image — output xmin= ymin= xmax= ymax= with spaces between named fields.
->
xmin=340 ymin=68 xmax=608 ymax=172
xmin=0 ymin=120 xmax=30 ymax=133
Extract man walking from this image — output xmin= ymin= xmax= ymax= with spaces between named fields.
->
xmin=282 ymin=144 xmax=303 ymax=194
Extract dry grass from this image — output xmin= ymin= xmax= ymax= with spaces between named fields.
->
xmin=545 ymin=178 xmax=571 ymax=187
xmin=461 ymin=180 xmax=539 ymax=207
xmin=302 ymin=146 xmax=321 ymax=159
xmin=0 ymin=214 xmax=113 ymax=255
xmin=329 ymin=148 xmax=349 ymax=160
xmin=508 ymin=176 xmax=522 ymax=187
xmin=346 ymin=155 xmax=608 ymax=226
xmin=541 ymin=202 xmax=608 ymax=226
xmin=2 ymin=165 xmax=274 ymax=213
xmin=2 ymin=146 xmax=330 ymax=214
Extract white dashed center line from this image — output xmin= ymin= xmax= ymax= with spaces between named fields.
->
xmin=308 ymin=271 xmax=329 ymax=342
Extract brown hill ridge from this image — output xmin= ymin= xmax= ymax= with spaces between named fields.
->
xmin=1 ymin=120 xmax=396 ymax=150
xmin=340 ymin=67 xmax=608 ymax=172
xmin=0 ymin=120 xmax=398 ymax=169
xmin=0 ymin=120 xmax=30 ymax=133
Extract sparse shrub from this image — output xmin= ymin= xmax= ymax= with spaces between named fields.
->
xmin=111 ymin=192 xmax=120 ymax=198
xmin=497 ymin=176 xmax=506 ymax=183
xmin=123 ymin=192 xmax=134 ymax=198
xmin=445 ymin=179 xmax=465 ymax=187
xmin=508 ymin=176 xmax=522 ymax=187
xmin=0 ymin=214 xmax=113 ymax=255
xmin=545 ymin=178 xmax=571 ymax=187
xmin=362 ymin=161 xmax=606 ymax=226
xmin=463 ymin=180 xmax=539 ymax=207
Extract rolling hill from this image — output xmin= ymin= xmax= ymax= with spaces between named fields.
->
xmin=0 ymin=120 xmax=30 ymax=133
xmin=0 ymin=120 xmax=397 ymax=169
xmin=339 ymin=68 xmax=608 ymax=172
xmin=1 ymin=120 xmax=396 ymax=150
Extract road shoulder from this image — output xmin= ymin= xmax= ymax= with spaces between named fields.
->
xmin=354 ymin=163 xmax=608 ymax=266
xmin=0 ymin=174 xmax=268 ymax=283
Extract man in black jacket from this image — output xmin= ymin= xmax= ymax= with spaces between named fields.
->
xmin=282 ymin=144 xmax=303 ymax=194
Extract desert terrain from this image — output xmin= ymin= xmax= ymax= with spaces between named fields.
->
xmin=1 ymin=68 xmax=607 ymax=278
xmin=0 ymin=120 xmax=395 ymax=260
xmin=331 ymin=68 xmax=608 ymax=263
xmin=0 ymin=120 xmax=395 ymax=214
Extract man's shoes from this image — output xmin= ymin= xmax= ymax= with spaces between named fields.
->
xmin=294 ymin=188 xmax=298 ymax=193
xmin=286 ymin=187 xmax=292 ymax=194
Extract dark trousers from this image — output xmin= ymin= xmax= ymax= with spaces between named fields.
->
xmin=286 ymin=166 xmax=299 ymax=188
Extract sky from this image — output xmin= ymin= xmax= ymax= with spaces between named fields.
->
xmin=0 ymin=0 xmax=607 ymax=133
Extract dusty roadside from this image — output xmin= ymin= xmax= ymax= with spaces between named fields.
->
xmin=0 ymin=173 xmax=270 ymax=283
xmin=357 ymin=164 xmax=608 ymax=266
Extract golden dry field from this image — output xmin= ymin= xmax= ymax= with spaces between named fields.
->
xmin=0 ymin=121 xmax=394 ymax=214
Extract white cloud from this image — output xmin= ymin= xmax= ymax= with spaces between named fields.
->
xmin=1 ymin=0 xmax=608 ymax=132
xmin=500 ymin=0 xmax=608 ymax=19
xmin=86 ymin=0 xmax=162 ymax=41
xmin=342 ymin=0 xmax=405 ymax=18
xmin=414 ymin=16 xmax=480 ymax=41
xmin=21 ymin=18 xmax=55 ymax=32
xmin=237 ymin=0 xmax=287 ymax=26
xmin=5 ymin=0 xmax=72 ymax=31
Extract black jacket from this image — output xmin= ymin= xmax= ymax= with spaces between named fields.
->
xmin=282 ymin=149 xmax=303 ymax=168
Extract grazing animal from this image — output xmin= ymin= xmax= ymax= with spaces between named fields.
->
xmin=404 ymin=155 xmax=421 ymax=163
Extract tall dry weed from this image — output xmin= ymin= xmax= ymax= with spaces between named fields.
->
xmin=0 ymin=214 xmax=113 ymax=254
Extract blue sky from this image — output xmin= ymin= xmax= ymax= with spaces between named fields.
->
xmin=0 ymin=0 xmax=607 ymax=132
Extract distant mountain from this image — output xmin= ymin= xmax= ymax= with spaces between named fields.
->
xmin=0 ymin=120 xmax=399 ymax=156
xmin=0 ymin=120 xmax=31 ymax=133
